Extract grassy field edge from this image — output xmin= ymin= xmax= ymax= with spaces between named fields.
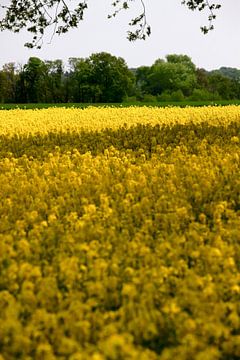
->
xmin=1 ymin=100 xmax=240 ymax=110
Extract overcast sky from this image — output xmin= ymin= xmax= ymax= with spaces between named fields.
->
xmin=1 ymin=0 xmax=240 ymax=70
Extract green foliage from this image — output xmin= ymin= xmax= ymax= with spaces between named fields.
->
xmin=68 ymin=57 xmax=95 ymax=103
xmin=0 ymin=53 xmax=134 ymax=104
xmin=88 ymin=52 xmax=134 ymax=102
xmin=207 ymin=72 xmax=236 ymax=100
xmin=124 ymin=96 xmax=138 ymax=103
xmin=156 ymin=91 xmax=172 ymax=102
xmin=145 ymin=55 xmax=197 ymax=96
xmin=217 ymin=67 xmax=240 ymax=81
xmin=188 ymin=89 xmax=219 ymax=101
xmin=141 ymin=94 xmax=157 ymax=103
xmin=166 ymin=54 xmax=196 ymax=72
xmin=2 ymin=52 xmax=240 ymax=105
xmin=135 ymin=55 xmax=240 ymax=102
xmin=3 ymin=100 xmax=240 ymax=110
xmin=68 ymin=52 xmax=135 ymax=103
xmin=157 ymin=90 xmax=185 ymax=102
xmin=23 ymin=57 xmax=48 ymax=103
xmin=170 ymin=90 xmax=185 ymax=101
xmin=45 ymin=60 xmax=65 ymax=103
xmin=0 ymin=63 xmax=17 ymax=103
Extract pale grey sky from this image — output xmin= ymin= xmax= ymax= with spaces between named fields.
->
xmin=1 ymin=0 xmax=240 ymax=70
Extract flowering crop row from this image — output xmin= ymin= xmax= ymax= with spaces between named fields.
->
xmin=0 ymin=105 xmax=240 ymax=136
xmin=0 ymin=107 xmax=239 ymax=360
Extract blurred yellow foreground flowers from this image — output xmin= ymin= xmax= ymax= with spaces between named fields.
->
xmin=0 ymin=106 xmax=239 ymax=359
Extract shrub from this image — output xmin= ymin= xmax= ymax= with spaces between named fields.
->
xmin=157 ymin=91 xmax=172 ymax=102
xmin=189 ymin=89 xmax=221 ymax=101
xmin=141 ymin=94 xmax=157 ymax=102
xmin=170 ymin=89 xmax=185 ymax=101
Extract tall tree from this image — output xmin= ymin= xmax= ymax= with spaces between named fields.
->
xmin=15 ymin=65 xmax=27 ymax=103
xmin=166 ymin=54 xmax=196 ymax=73
xmin=88 ymin=52 xmax=134 ymax=102
xmin=136 ymin=66 xmax=152 ymax=95
xmin=68 ymin=53 xmax=134 ymax=103
xmin=145 ymin=55 xmax=197 ymax=96
xmin=68 ymin=58 xmax=93 ymax=102
xmin=0 ymin=1 xmax=221 ymax=48
xmin=196 ymin=68 xmax=210 ymax=90
xmin=45 ymin=60 xmax=65 ymax=103
xmin=215 ymin=67 xmax=240 ymax=82
xmin=23 ymin=57 xmax=48 ymax=102
xmin=0 ymin=63 xmax=17 ymax=103
xmin=207 ymin=72 xmax=235 ymax=100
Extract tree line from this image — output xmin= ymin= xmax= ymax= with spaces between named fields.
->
xmin=1 ymin=52 xmax=240 ymax=104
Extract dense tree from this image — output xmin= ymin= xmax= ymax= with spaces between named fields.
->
xmin=166 ymin=54 xmax=196 ymax=73
xmin=67 ymin=53 xmax=134 ymax=103
xmin=0 ymin=1 xmax=221 ymax=48
xmin=196 ymin=68 xmax=210 ymax=90
xmin=1 ymin=53 xmax=240 ymax=104
xmin=0 ymin=72 xmax=4 ymax=103
xmin=136 ymin=66 xmax=152 ymax=96
xmin=23 ymin=57 xmax=48 ymax=102
xmin=45 ymin=60 xmax=65 ymax=102
xmin=88 ymin=52 xmax=134 ymax=102
xmin=207 ymin=72 xmax=235 ymax=100
xmin=213 ymin=67 xmax=240 ymax=82
xmin=140 ymin=55 xmax=197 ymax=97
xmin=0 ymin=63 xmax=17 ymax=103
xmin=15 ymin=67 xmax=27 ymax=103
xmin=0 ymin=53 xmax=135 ymax=104
xmin=68 ymin=58 xmax=94 ymax=102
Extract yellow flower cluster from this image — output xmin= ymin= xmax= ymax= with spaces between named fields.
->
xmin=0 ymin=106 xmax=239 ymax=359
xmin=0 ymin=105 xmax=240 ymax=136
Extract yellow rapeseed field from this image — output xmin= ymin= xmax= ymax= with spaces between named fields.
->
xmin=0 ymin=105 xmax=240 ymax=136
xmin=0 ymin=106 xmax=239 ymax=360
